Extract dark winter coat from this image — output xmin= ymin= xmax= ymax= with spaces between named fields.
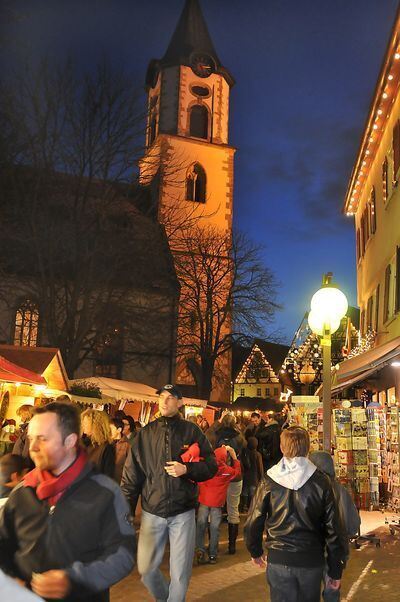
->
xmin=309 ymin=451 xmax=361 ymax=538
xmin=121 ymin=413 xmax=217 ymax=518
xmin=256 ymin=420 xmax=282 ymax=470
xmin=242 ymin=437 xmax=264 ymax=488
xmin=81 ymin=438 xmax=116 ymax=481
xmin=0 ymin=463 xmax=136 ymax=602
xmin=114 ymin=438 xmax=131 ymax=484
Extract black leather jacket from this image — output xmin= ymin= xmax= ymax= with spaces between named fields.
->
xmin=244 ymin=471 xmax=348 ymax=579
xmin=121 ymin=414 xmax=217 ymax=518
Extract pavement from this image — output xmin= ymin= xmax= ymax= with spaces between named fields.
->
xmin=111 ymin=511 xmax=400 ymax=601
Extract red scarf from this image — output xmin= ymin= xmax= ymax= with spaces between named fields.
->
xmin=24 ymin=449 xmax=87 ymax=507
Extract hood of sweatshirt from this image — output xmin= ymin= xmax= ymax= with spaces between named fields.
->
xmin=267 ymin=456 xmax=316 ymax=490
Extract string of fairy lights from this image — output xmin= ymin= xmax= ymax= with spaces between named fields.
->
xmin=347 ymin=329 xmax=376 ymax=359
xmin=345 ymin=26 xmax=400 ymax=216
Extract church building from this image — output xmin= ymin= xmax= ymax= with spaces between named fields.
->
xmin=140 ymin=0 xmax=236 ymax=401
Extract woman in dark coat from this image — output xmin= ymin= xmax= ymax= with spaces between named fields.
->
xmin=81 ymin=408 xmax=116 ymax=480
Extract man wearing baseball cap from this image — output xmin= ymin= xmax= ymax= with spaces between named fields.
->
xmin=121 ymin=383 xmax=217 ymax=602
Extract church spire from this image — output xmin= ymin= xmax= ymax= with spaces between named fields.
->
xmin=162 ymin=0 xmax=220 ymax=67
xmin=155 ymin=0 xmax=234 ymax=87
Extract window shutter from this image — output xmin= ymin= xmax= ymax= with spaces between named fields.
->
xmin=360 ymin=310 xmax=365 ymax=336
xmin=370 ymin=187 xmax=376 ymax=234
xmin=356 ymin=229 xmax=361 ymax=262
xmin=396 ymin=247 xmax=400 ymax=313
xmin=382 ymin=158 xmax=389 ymax=202
xmin=375 ymin=284 xmax=380 ymax=331
xmin=367 ymin=297 xmax=373 ymax=330
xmin=393 ymin=120 xmax=400 ymax=181
xmin=384 ymin=264 xmax=391 ymax=322
xmin=361 ymin=215 xmax=366 ymax=255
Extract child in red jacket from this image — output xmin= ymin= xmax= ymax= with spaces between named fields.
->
xmin=196 ymin=445 xmax=241 ymax=564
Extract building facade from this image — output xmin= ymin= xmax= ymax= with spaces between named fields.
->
xmin=338 ymin=7 xmax=400 ymax=401
xmin=233 ymin=341 xmax=289 ymax=403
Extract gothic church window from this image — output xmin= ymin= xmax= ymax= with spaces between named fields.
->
xmin=14 ymin=300 xmax=39 ymax=346
xmin=189 ymin=105 xmax=208 ymax=139
xmin=149 ymin=112 xmax=158 ymax=146
xmin=186 ymin=164 xmax=206 ymax=203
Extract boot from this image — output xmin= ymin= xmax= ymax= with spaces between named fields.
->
xmin=228 ymin=522 xmax=239 ymax=555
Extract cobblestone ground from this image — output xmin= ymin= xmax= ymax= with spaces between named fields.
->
xmin=111 ymin=520 xmax=400 ymax=601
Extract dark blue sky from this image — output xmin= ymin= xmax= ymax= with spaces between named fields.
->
xmin=4 ymin=0 xmax=399 ymax=342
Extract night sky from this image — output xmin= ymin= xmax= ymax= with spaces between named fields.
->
xmin=3 ymin=0 xmax=399 ymax=343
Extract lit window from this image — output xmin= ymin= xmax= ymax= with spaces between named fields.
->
xmin=186 ymin=163 xmax=206 ymax=203
xmin=14 ymin=300 xmax=39 ymax=347
xmin=148 ymin=112 xmax=157 ymax=146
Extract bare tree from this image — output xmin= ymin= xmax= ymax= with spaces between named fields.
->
xmin=0 ymin=59 xmax=181 ymax=377
xmin=174 ymin=226 xmax=280 ymax=400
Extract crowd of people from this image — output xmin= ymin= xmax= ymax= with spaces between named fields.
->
xmin=0 ymin=386 xmax=356 ymax=602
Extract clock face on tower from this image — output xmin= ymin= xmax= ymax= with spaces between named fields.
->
xmin=190 ymin=53 xmax=215 ymax=78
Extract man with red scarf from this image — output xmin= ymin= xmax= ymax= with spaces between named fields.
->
xmin=0 ymin=402 xmax=136 ymax=601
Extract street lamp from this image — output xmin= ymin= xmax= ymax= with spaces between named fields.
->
xmin=308 ymin=273 xmax=348 ymax=452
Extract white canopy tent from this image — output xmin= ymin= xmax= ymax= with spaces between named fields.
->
xmin=69 ymin=376 xmax=207 ymax=408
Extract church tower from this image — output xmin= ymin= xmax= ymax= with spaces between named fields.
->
xmin=139 ymin=0 xmax=235 ymax=400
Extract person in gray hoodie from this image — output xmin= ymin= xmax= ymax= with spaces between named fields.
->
xmin=245 ymin=426 xmax=347 ymax=602
xmin=310 ymin=451 xmax=360 ymax=602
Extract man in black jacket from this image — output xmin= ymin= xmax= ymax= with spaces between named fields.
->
xmin=0 ymin=402 xmax=136 ymax=602
xmin=121 ymin=384 xmax=217 ymax=602
xmin=245 ymin=426 xmax=348 ymax=602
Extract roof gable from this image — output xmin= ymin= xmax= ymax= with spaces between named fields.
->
xmin=0 ymin=345 xmax=68 ymax=390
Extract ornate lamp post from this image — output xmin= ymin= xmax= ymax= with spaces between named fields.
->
xmin=308 ymin=273 xmax=348 ymax=452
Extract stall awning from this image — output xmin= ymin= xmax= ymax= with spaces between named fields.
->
xmin=319 ymin=336 xmax=400 ymax=396
xmin=0 ymin=355 xmax=47 ymax=386
xmin=70 ymin=377 xmax=160 ymax=403
xmin=69 ymin=393 xmax=117 ymax=406
xmin=69 ymin=377 xmax=207 ymax=407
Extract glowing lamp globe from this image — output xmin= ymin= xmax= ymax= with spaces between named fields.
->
xmin=311 ymin=287 xmax=348 ymax=322
xmin=308 ymin=309 xmax=341 ymax=336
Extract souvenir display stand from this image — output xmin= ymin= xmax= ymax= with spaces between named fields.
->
xmin=289 ymin=398 xmax=323 ymax=452
xmin=333 ymin=408 xmax=371 ymax=510
xmin=386 ymin=407 xmax=400 ymax=511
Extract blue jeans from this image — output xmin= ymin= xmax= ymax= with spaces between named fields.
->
xmin=137 ymin=509 xmax=196 ymax=602
xmin=196 ymin=504 xmax=222 ymax=557
xmin=267 ymin=563 xmax=323 ymax=602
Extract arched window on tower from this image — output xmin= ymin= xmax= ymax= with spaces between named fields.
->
xmin=148 ymin=112 xmax=158 ymax=146
xmin=14 ymin=300 xmax=39 ymax=346
xmin=189 ymin=105 xmax=208 ymax=139
xmin=186 ymin=164 xmax=206 ymax=203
